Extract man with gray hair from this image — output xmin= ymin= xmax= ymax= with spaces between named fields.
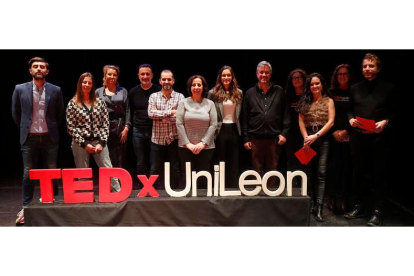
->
xmin=242 ymin=61 xmax=290 ymax=187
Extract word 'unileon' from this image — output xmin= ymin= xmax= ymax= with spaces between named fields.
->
xmin=29 ymin=162 xmax=308 ymax=203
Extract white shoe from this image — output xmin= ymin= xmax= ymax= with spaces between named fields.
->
xmin=15 ymin=208 xmax=25 ymax=226
xmin=39 ymin=198 xmax=55 ymax=203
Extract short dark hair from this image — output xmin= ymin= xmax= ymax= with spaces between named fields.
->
xmin=28 ymin=57 xmax=49 ymax=69
xmin=187 ymin=75 xmax=208 ymax=98
xmin=362 ymin=53 xmax=382 ymax=70
xmin=139 ymin=64 xmax=152 ymax=70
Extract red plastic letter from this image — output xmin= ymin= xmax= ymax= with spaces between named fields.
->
xmin=29 ymin=169 xmax=61 ymax=203
xmin=62 ymin=168 xmax=94 ymax=203
xmin=99 ymin=168 xmax=132 ymax=203
xmin=137 ymin=175 xmax=159 ymax=197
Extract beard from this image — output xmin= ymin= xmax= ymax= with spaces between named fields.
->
xmin=162 ymin=84 xmax=172 ymax=91
xmin=31 ymin=71 xmax=47 ymax=80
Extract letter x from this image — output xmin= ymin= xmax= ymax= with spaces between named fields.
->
xmin=137 ymin=175 xmax=159 ymax=197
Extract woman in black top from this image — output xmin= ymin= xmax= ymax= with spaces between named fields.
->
xmin=327 ymin=64 xmax=354 ymax=214
xmin=284 ymin=69 xmax=308 ymax=187
xmin=96 ymin=65 xmax=131 ymax=169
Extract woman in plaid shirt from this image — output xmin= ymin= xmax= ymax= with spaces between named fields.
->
xmin=66 ymin=72 xmax=121 ymax=192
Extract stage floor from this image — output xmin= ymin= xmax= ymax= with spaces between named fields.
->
xmin=1 ymin=180 xmax=413 ymax=226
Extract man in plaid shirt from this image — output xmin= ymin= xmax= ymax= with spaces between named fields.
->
xmin=148 ymin=70 xmax=184 ymax=189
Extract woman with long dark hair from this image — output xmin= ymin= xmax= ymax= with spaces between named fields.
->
xmin=66 ymin=72 xmax=121 ymax=192
xmin=296 ymin=73 xmax=335 ymax=222
xmin=96 ymin=65 xmax=130 ymax=168
xmin=207 ymin=66 xmax=243 ymax=188
xmin=284 ymin=69 xmax=308 ymax=185
xmin=327 ymin=64 xmax=354 ymax=213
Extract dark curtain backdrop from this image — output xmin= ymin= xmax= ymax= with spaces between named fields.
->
xmin=2 ymin=50 xmax=412 ymax=211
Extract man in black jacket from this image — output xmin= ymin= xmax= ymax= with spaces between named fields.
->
xmin=344 ymin=53 xmax=396 ymax=226
xmin=242 ymin=61 xmax=290 ymax=186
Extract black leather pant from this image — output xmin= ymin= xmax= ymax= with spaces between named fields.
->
xmin=305 ymin=129 xmax=330 ymax=204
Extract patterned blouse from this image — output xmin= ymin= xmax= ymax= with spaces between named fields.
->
xmin=303 ymin=96 xmax=330 ymax=127
xmin=66 ymin=98 xmax=109 ymax=147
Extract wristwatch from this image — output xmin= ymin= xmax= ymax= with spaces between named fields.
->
xmin=316 ymin=133 xmax=320 ymax=138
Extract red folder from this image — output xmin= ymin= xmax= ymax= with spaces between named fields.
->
xmin=295 ymin=147 xmax=317 ymax=165
xmin=356 ymin=116 xmax=376 ymax=132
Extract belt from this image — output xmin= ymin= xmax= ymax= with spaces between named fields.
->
xmin=29 ymin=133 xmax=48 ymax=136
xmin=354 ymin=128 xmax=375 ymax=135
xmin=306 ymin=125 xmax=324 ymax=132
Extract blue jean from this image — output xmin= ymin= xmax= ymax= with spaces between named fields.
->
xmin=132 ymin=127 xmax=152 ymax=176
xmin=149 ymin=140 xmax=181 ymax=189
xmin=21 ymin=134 xmax=58 ymax=206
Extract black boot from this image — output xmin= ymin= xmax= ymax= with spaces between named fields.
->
xmin=310 ymin=199 xmax=315 ymax=214
xmin=315 ymin=203 xmax=324 ymax=222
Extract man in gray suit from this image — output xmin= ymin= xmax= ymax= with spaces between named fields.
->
xmin=12 ymin=57 xmax=64 ymax=225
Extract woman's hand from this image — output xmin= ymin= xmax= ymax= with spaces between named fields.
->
xmin=333 ymin=129 xmax=348 ymax=142
xmin=120 ymin=127 xmax=129 ymax=143
xmin=193 ymin=142 xmax=206 ymax=154
xmin=95 ymin=144 xmax=103 ymax=154
xmin=186 ymin=143 xmax=196 ymax=153
xmin=304 ymin=134 xmax=318 ymax=147
xmin=85 ymin=144 xmax=96 ymax=154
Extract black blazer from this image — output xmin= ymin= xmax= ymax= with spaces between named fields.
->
xmin=12 ymin=81 xmax=64 ymax=145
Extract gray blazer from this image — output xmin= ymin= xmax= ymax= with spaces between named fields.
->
xmin=207 ymin=88 xmax=243 ymax=136
xmin=12 ymin=81 xmax=64 ymax=145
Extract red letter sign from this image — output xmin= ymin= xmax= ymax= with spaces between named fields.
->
xmin=62 ymin=169 xmax=94 ymax=203
xmin=99 ymin=168 xmax=132 ymax=203
xmin=137 ymin=175 xmax=159 ymax=197
xmin=29 ymin=169 xmax=61 ymax=203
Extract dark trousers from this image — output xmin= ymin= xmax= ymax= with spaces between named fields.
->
xmin=250 ymin=138 xmax=282 ymax=187
xmin=21 ymin=134 xmax=59 ymax=206
xmin=328 ymin=139 xmax=352 ymax=208
xmin=350 ymin=131 xmax=389 ymax=211
xmin=214 ymin=124 xmax=240 ymax=188
xmin=305 ymin=132 xmax=330 ymax=204
xmin=107 ymin=130 xmax=127 ymax=169
xmin=179 ymin=147 xmax=214 ymax=189
xmin=150 ymin=140 xmax=180 ymax=189
xmin=132 ymin=127 xmax=152 ymax=176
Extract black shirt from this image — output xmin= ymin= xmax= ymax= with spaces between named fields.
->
xmin=288 ymin=94 xmax=302 ymax=136
xmin=129 ymin=83 xmax=161 ymax=128
xmin=348 ymin=78 xmax=396 ymax=126
xmin=242 ymin=82 xmax=290 ymax=142
xmin=330 ymin=87 xmax=350 ymax=132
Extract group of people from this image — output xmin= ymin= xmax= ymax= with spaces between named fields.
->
xmin=12 ymin=53 xmax=396 ymax=227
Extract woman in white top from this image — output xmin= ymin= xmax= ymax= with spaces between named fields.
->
xmin=176 ymin=75 xmax=217 ymax=188
xmin=207 ymin=66 xmax=243 ymax=188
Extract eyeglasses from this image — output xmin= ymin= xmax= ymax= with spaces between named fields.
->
xmin=292 ymin=77 xmax=303 ymax=81
xmin=337 ymin=73 xmax=349 ymax=77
